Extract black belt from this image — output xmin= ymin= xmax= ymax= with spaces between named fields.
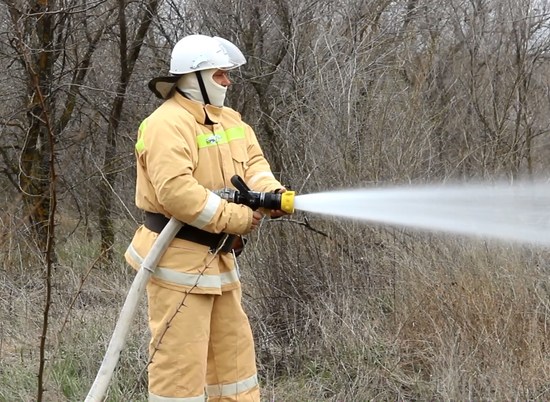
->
xmin=144 ymin=212 xmax=234 ymax=252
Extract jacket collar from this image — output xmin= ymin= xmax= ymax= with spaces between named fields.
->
xmin=172 ymin=91 xmax=223 ymax=124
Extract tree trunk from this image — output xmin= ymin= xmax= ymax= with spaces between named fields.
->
xmin=17 ymin=0 xmax=55 ymax=254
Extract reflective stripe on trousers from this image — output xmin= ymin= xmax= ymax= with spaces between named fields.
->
xmin=206 ymin=373 xmax=259 ymax=398
xmin=148 ymin=373 xmax=258 ymax=401
xmin=126 ymin=244 xmax=239 ymax=288
xmin=149 ymin=393 xmax=206 ymax=402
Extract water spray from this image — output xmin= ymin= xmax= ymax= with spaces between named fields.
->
xmin=294 ymin=180 xmax=550 ymax=246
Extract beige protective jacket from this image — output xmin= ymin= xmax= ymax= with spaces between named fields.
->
xmin=125 ymin=93 xmax=283 ymax=294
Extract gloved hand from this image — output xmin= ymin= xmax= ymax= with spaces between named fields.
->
xmin=269 ymin=187 xmax=289 ymax=219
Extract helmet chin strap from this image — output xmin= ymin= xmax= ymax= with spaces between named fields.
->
xmin=195 ymin=71 xmax=211 ymax=105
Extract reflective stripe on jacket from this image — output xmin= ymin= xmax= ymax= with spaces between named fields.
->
xmin=125 ymin=93 xmax=283 ymax=294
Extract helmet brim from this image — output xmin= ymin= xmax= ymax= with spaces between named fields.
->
xmin=213 ymin=37 xmax=247 ymax=68
xmin=148 ymin=76 xmax=180 ymax=99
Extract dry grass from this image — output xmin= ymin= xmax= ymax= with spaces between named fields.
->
xmin=1 ymin=216 xmax=549 ymax=401
xmin=0 ymin=219 xmax=150 ymax=402
xmin=244 ymin=222 xmax=550 ymax=401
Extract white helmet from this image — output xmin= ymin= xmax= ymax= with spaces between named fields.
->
xmin=149 ymin=34 xmax=246 ymax=100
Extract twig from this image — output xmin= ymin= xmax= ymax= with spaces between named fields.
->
xmin=269 ymin=216 xmax=329 ymax=237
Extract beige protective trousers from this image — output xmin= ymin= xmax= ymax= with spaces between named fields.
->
xmin=147 ymin=281 xmax=260 ymax=402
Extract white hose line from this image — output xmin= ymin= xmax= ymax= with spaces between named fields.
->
xmin=85 ymin=217 xmax=183 ymax=402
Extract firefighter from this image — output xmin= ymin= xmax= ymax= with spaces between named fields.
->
xmin=125 ymin=34 xmax=286 ymax=401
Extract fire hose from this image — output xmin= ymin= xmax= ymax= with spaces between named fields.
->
xmin=85 ymin=176 xmax=294 ymax=401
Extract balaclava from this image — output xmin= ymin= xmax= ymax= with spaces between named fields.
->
xmin=176 ymin=68 xmax=227 ymax=107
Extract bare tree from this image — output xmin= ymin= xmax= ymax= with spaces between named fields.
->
xmin=441 ymin=0 xmax=550 ymax=178
xmin=97 ymin=0 xmax=160 ymax=261
xmin=1 ymin=0 xmax=113 ymax=251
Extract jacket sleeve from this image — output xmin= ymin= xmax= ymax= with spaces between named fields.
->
xmin=242 ymin=123 xmax=284 ymax=193
xmin=138 ymin=113 xmax=253 ymax=235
